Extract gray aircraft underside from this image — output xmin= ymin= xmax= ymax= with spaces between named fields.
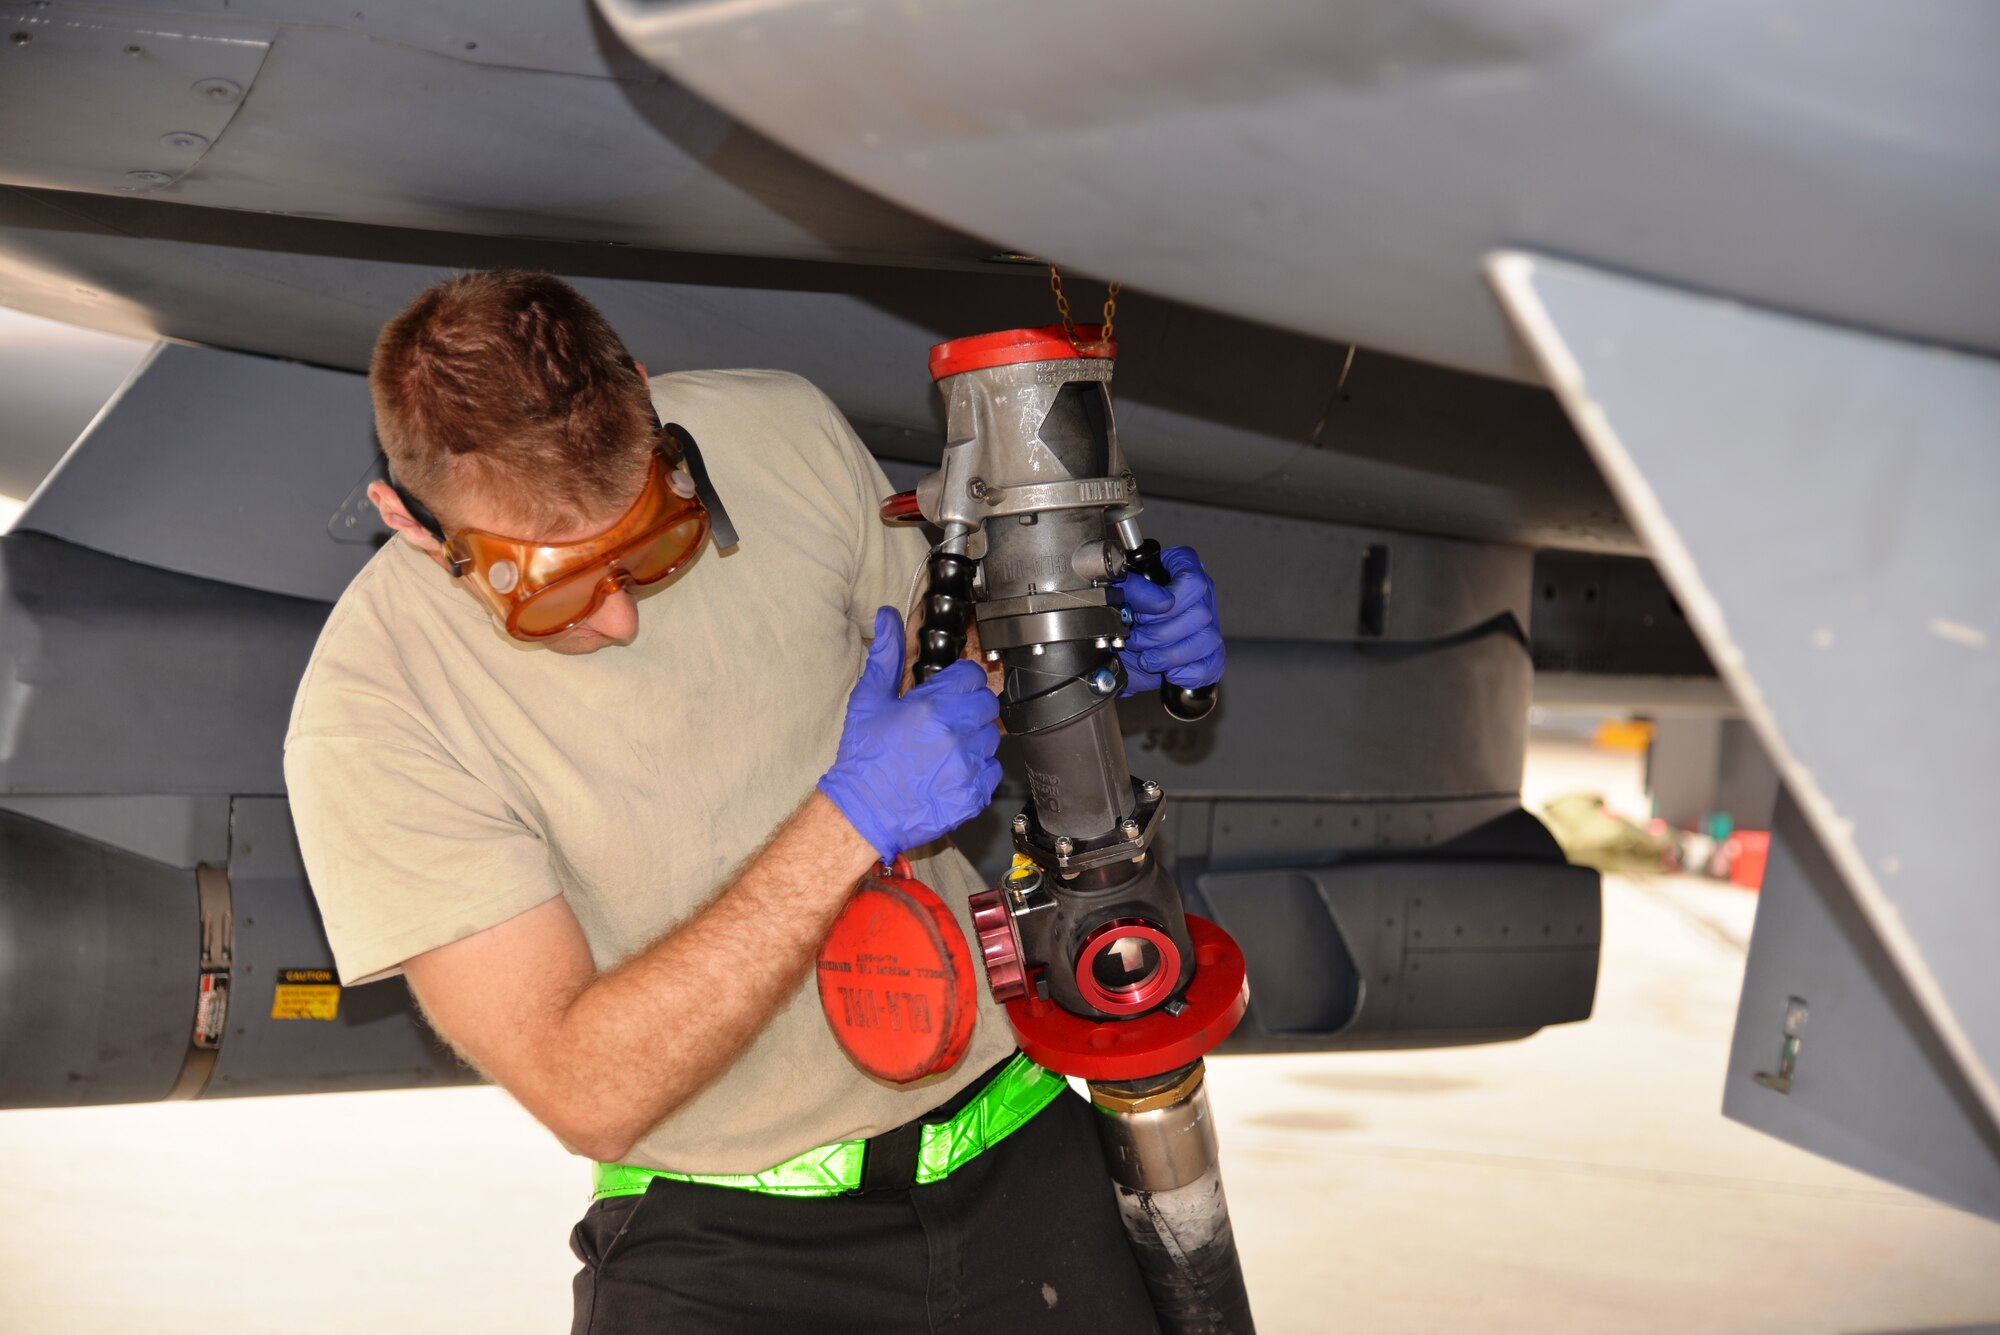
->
xmin=0 ymin=0 xmax=1995 ymax=1223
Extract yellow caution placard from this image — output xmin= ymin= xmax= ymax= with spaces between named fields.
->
xmin=1593 ymin=718 xmax=1657 ymax=755
xmin=271 ymin=967 xmax=341 ymax=1021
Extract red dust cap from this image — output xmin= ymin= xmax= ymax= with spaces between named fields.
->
xmin=817 ymin=859 xmax=977 ymax=1085
xmin=929 ymin=324 xmax=1117 ymax=381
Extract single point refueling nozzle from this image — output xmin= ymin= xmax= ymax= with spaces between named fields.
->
xmin=900 ymin=323 xmax=1255 ymax=1335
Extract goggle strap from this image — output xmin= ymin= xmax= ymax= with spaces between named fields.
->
xmin=628 ymin=359 xmax=735 ymax=550
xmin=382 ymin=458 xmax=454 ymax=554
xmin=667 ymin=423 xmax=739 ymax=551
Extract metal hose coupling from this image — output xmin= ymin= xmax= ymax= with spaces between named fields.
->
xmin=1090 ymin=1062 xmax=1253 ymax=1335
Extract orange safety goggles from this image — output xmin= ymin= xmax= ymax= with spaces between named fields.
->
xmin=392 ymin=424 xmax=732 ymax=641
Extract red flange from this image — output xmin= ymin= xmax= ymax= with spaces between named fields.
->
xmin=1005 ymin=915 xmax=1249 ymax=1082
xmin=928 ymin=324 xmax=1116 ymax=381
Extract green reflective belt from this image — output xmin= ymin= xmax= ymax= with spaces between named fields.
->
xmin=591 ymin=1053 xmax=1067 ymax=1200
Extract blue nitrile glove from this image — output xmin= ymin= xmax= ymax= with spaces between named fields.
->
xmin=1116 ymin=545 xmax=1226 ymax=695
xmin=818 ymin=607 xmax=1003 ymax=863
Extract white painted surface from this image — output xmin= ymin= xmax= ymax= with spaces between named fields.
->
xmin=1 ymin=743 xmax=1997 ymax=1333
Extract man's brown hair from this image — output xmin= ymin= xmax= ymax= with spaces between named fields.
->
xmin=371 ymin=272 xmax=654 ymax=536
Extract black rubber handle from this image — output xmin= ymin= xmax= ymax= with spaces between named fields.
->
xmin=914 ymin=551 xmax=975 ymax=686
xmin=1124 ymin=539 xmax=1219 ymax=722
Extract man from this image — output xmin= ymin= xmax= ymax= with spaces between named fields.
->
xmin=284 ymin=271 xmax=1227 ymax=1333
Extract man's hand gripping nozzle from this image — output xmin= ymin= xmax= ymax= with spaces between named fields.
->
xmin=818 ymin=607 xmax=1002 ymax=866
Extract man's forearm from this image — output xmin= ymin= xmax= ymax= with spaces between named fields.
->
xmin=401 ymin=608 xmax=997 ymax=1164
xmin=542 ymin=793 xmax=875 ymax=1160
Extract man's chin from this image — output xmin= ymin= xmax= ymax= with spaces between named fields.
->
xmin=542 ymin=628 xmax=629 ymax=655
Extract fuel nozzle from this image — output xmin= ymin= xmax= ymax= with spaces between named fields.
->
xmin=912 ymin=322 xmax=1255 ymax=1334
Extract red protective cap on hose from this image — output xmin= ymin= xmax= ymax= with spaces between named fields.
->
xmin=817 ymin=860 xmax=978 ymax=1084
xmin=928 ymin=324 xmax=1117 ymax=381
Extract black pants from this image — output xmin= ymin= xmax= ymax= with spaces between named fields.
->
xmin=569 ymin=1075 xmax=1160 ymax=1333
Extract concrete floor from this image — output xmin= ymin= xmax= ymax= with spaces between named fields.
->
xmin=3 ymin=742 xmax=1998 ymax=1333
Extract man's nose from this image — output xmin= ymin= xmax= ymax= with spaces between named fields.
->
xmin=585 ymin=587 xmax=639 ymax=640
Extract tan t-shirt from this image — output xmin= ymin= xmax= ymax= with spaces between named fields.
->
xmin=283 ymin=368 xmax=1013 ymax=1174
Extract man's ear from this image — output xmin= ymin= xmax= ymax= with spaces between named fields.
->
xmin=366 ymin=480 xmax=444 ymax=555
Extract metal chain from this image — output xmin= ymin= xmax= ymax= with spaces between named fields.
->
xmin=1048 ymin=264 xmax=1121 ymax=354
